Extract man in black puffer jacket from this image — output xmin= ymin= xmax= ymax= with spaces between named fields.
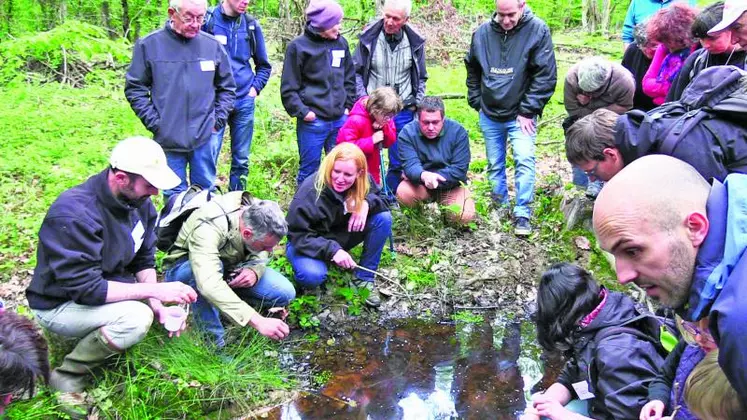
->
xmin=465 ymin=0 xmax=557 ymax=236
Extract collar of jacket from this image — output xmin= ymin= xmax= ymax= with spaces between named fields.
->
xmin=359 ymin=19 xmax=425 ymax=50
xmin=489 ymin=8 xmax=532 ymax=35
xmin=94 ymin=169 xmax=141 ymax=216
xmin=304 ymin=23 xmax=335 ymax=42
xmin=164 ymin=19 xmax=194 ymax=42
xmin=321 ymin=184 xmax=347 ymax=205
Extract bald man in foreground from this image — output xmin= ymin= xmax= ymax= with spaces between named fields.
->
xmin=593 ymin=155 xmax=747 ymax=401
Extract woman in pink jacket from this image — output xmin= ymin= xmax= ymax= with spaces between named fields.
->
xmin=337 ymin=87 xmax=403 ymax=185
xmin=642 ymin=4 xmax=698 ymax=105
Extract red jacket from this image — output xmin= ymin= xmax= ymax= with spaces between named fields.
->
xmin=336 ymin=97 xmax=397 ymax=184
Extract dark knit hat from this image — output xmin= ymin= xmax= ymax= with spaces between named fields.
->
xmin=306 ymin=0 xmax=343 ymax=31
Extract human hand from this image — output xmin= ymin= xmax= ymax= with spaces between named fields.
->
xmin=519 ymin=407 xmax=541 ymax=420
xmin=332 ymin=249 xmax=356 ymax=269
xmin=228 ymin=268 xmax=258 ymax=288
xmin=421 ymin=171 xmax=446 ymax=189
xmin=153 ymin=304 xmax=187 ymax=338
xmin=532 ymin=394 xmax=570 ymax=420
xmin=151 ymin=282 xmax=197 ymax=304
xmin=303 ymin=111 xmax=317 ymax=122
xmin=576 ymin=93 xmax=591 ymax=106
xmin=348 ymin=201 xmax=369 ymax=232
xmin=249 ymin=87 xmax=258 ymax=97
xmin=517 ymin=115 xmax=536 ymax=136
xmin=249 ymin=314 xmax=290 ymax=340
xmin=640 ymin=400 xmax=666 ymax=420
xmin=372 ymin=130 xmax=385 ymax=144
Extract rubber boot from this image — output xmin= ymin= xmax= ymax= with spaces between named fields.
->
xmin=49 ymin=329 xmax=121 ymax=418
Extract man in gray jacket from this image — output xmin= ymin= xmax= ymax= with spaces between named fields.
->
xmin=465 ymin=0 xmax=556 ymax=236
xmin=125 ymin=0 xmax=236 ymax=199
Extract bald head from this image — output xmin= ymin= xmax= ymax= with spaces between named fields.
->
xmin=594 ymin=155 xmax=710 ymax=232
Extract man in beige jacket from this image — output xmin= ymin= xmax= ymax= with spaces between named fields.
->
xmin=165 ymin=191 xmax=295 ymax=346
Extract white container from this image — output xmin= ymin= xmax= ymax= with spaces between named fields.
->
xmin=163 ymin=305 xmax=187 ymax=332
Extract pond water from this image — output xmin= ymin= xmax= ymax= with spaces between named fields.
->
xmin=262 ymin=314 xmax=563 ymax=420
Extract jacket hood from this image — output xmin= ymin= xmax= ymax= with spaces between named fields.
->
xmin=489 ymin=7 xmax=533 ymax=34
xmin=349 ymin=97 xmax=370 ymax=119
xmin=683 ymin=175 xmax=747 ymax=321
xmin=680 ymin=65 xmax=747 ymax=111
xmin=582 ymin=291 xmax=640 ymax=335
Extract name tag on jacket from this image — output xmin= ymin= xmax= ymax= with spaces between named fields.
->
xmin=200 ymin=60 xmax=216 ymax=72
xmin=331 ymin=50 xmax=345 ymax=68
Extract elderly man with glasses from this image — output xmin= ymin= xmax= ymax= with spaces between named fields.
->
xmin=125 ymin=0 xmax=236 ymax=200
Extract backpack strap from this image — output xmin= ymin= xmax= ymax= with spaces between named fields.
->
xmin=204 ymin=6 xmax=217 ymax=34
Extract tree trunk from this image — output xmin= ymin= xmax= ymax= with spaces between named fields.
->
xmin=5 ymin=0 xmax=13 ymax=36
xmin=101 ymin=1 xmax=114 ymax=38
xmin=58 ymin=0 xmax=67 ymax=24
xmin=121 ymin=0 xmax=131 ymax=39
xmin=601 ymin=0 xmax=612 ymax=35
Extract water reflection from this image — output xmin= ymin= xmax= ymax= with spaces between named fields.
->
xmin=264 ymin=317 xmax=558 ymax=420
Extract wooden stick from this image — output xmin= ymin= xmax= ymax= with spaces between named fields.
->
xmin=354 ymin=263 xmax=414 ymax=303
xmin=453 ymin=304 xmax=502 ymax=310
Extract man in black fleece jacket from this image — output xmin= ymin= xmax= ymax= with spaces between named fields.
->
xmin=26 ymin=137 xmax=197 ymax=412
xmin=465 ymin=0 xmax=557 ymax=236
xmin=280 ymin=0 xmax=356 ymax=186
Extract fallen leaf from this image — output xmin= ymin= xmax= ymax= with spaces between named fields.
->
xmin=574 ymin=236 xmax=591 ymax=250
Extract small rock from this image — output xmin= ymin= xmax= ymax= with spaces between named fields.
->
xmin=574 ymin=236 xmax=591 ymax=250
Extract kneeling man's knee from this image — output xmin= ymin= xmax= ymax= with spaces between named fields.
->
xmin=101 ymin=301 xmax=154 ymax=350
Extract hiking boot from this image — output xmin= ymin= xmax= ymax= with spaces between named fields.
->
xmin=50 ymin=329 xmax=120 ymax=419
xmin=351 ymin=279 xmax=381 ymax=308
xmin=514 ymin=217 xmax=532 ymax=236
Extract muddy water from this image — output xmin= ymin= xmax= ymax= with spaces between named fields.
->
xmin=264 ymin=315 xmax=563 ymax=420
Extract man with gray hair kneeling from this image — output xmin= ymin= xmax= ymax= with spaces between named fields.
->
xmin=164 ymin=192 xmax=295 ymax=347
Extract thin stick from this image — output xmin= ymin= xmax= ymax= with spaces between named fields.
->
xmin=453 ymin=305 xmax=502 ymax=310
xmin=354 ymin=263 xmax=414 ymax=303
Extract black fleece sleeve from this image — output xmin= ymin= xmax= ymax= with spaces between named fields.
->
xmin=519 ymin=25 xmax=557 ymax=118
xmin=647 ymin=340 xmax=686 ymax=406
xmin=38 ymin=216 xmax=108 ymax=306
xmin=287 ymin=192 xmax=343 ymax=261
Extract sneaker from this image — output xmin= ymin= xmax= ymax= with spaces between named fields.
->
xmin=351 ymin=279 xmax=381 ymax=308
xmin=514 ymin=217 xmax=532 ymax=236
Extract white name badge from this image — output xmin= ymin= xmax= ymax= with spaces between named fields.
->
xmin=200 ymin=60 xmax=215 ymax=72
xmin=331 ymin=49 xmax=345 ymax=68
xmin=572 ymin=381 xmax=595 ymax=401
xmin=131 ymin=220 xmax=145 ymax=254
xmin=215 ymin=35 xmax=227 ymax=45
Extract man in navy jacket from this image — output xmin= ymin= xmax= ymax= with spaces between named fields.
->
xmin=396 ymin=97 xmax=475 ymax=225
xmin=26 ymin=137 xmax=197 ymax=410
xmin=125 ymin=0 xmax=236 ymax=199
xmin=202 ymin=0 xmax=271 ymax=191
xmin=594 ymin=155 xmax=747 ymax=403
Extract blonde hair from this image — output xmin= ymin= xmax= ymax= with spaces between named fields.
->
xmin=366 ymin=87 xmax=403 ymax=118
xmin=685 ymin=350 xmax=746 ymax=420
xmin=315 ymin=143 xmax=369 ymax=213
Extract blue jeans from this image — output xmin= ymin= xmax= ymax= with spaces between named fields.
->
xmin=163 ymin=135 xmax=221 ymax=200
xmin=285 ymin=211 xmax=392 ymax=288
xmin=385 ymin=108 xmax=416 ymax=195
xmin=164 ymin=258 xmax=296 ymax=347
xmin=215 ymin=95 xmax=256 ymax=191
xmin=296 ymin=115 xmax=347 ymax=186
xmin=479 ymin=112 xmax=536 ymax=219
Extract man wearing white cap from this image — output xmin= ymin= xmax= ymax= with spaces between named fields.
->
xmin=708 ymin=0 xmax=747 ymax=45
xmin=25 ymin=137 xmax=198 ymax=415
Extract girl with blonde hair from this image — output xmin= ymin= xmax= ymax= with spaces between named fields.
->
xmin=287 ymin=143 xmax=392 ymax=307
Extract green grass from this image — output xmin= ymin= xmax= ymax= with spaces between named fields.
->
xmin=6 ymin=328 xmax=295 ymax=419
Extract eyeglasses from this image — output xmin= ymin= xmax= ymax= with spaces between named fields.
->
xmin=174 ymin=10 xmax=205 ymax=25
xmin=680 ymin=321 xmax=716 ymax=344
xmin=583 ymin=161 xmax=601 ymax=178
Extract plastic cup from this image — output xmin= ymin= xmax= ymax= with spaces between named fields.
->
xmin=163 ymin=306 xmax=187 ymax=332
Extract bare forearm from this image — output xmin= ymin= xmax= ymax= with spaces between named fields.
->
xmin=105 ymin=281 xmax=158 ymax=303
xmin=544 ymin=383 xmax=573 ymax=405
xmin=135 ymin=268 xmax=162 ymax=309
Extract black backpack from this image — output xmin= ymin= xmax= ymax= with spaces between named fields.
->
xmin=615 ymin=65 xmax=747 ymax=160
xmin=155 ymin=185 xmax=219 ymax=252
